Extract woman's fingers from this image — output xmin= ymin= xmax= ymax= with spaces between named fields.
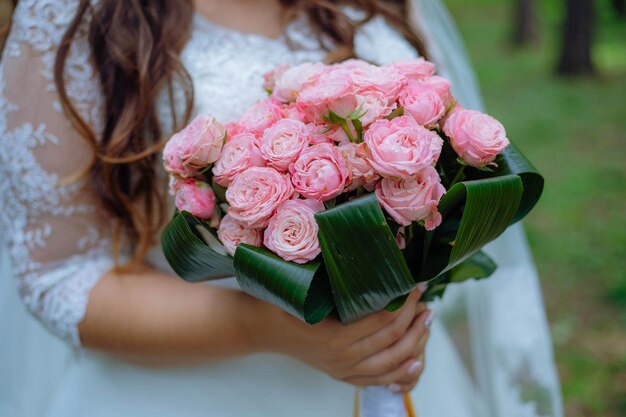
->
xmin=340 ymin=286 xmax=426 ymax=343
xmin=343 ymin=329 xmax=429 ymax=388
xmin=388 ymin=333 xmax=428 ymax=385
xmin=340 ymin=309 xmax=397 ymax=341
xmin=349 ymin=308 xmax=432 ymax=378
xmin=349 ymin=299 xmax=425 ymax=360
xmin=386 ymin=355 xmax=425 ymax=393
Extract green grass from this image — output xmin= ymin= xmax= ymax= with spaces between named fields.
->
xmin=444 ymin=1 xmax=626 ymax=416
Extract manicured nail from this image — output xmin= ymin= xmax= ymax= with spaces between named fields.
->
xmin=407 ymin=360 xmax=422 ymax=375
xmin=424 ymin=310 xmax=435 ymax=328
xmin=387 ymin=383 xmax=403 ymax=393
xmin=417 ymin=282 xmax=428 ymax=293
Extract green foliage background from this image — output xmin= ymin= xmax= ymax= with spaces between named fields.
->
xmin=444 ymin=0 xmax=626 ymax=415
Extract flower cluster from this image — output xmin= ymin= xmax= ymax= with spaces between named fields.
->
xmin=163 ymin=58 xmax=510 ymax=264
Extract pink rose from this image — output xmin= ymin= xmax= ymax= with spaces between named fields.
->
xmin=443 ymin=109 xmax=510 ymax=168
xmin=172 ymin=179 xmax=217 ymax=220
xmin=239 ymin=98 xmax=283 ymax=135
xmin=400 ymin=83 xmax=446 ymax=126
xmin=273 ymin=62 xmax=325 ymax=103
xmin=296 ymin=71 xmax=354 ymax=123
xmin=306 ymin=123 xmax=334 ymax=145
xmin=262 ymin=64 xmax=289 ymax=93
xmin=410 ymin=76 xmax=454 ymax=109
xmin=260 ymin=119 xmax=310 ymax=171
xmin=264 ymin=199 xmax=324 ymax=264
xmin=346 ymin=62 xmax=407 ymax=101
xmin=388 ymin=58 xmax=437 ymax=81
xmin=320 ymin=92 xmax=394 ymax=127
xmin=364 ymin=116 xmax=443 ymax=179
xmin=163 ymin=115 xmax=226 ymax=178
xmin=282 ymin=103 xmax=307 ymax=122
xmin=339 ymin=143 xmax=380 ymax=191
xmin=212 ymin=133 xmax=265 ymax=187
xmin=375 ymin=166 xmax=445 ymax=230
xmin=225 ymin=167 xmax=294 ymax=228
xmin=356 ymin=93 xmax=396 ymax=126
xmin=290 ymin=143 xmax=350 ymax=201
xmin=217 ymin=214 xmax=263 ymax=256
xmin=225 ymin=122 xmax=247 ymax=139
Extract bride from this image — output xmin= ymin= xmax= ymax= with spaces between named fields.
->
xmin=0 ymin=0 xmax=563 ymax=416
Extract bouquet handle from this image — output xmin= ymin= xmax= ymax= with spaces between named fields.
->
xmin=356 ymin=386 xmax=417 ymax=417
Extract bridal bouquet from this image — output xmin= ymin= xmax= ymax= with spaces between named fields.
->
xmin=161 ymin=57 xmax=543 ymax=415
xmin=162 ymin=57 xmax=542 ymax=318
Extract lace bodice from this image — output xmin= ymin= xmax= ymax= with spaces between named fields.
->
xmin=0 ymin=0 xmax=418 ymax=346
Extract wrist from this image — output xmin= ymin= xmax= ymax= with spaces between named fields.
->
xmin=239 ymin=296 xmax=291 ymax=354
xmin=236 ymin=292 xmax=285 ymax=354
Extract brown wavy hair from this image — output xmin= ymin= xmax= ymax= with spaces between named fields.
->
xmin=54 ymin=0 xmax=430 ymax=262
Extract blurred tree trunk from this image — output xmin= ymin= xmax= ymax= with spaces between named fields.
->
xmin=512 ymin=0 xmax=540 ymax=45
xmin=557 ymin=0 xmax=595 ymax=75
xmin=612 ymin=0 xmax=626 ymax=17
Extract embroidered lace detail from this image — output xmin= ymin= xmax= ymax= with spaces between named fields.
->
xmin=0 ymin=0 xmax=110 ymax=346
xmin=7 ymin=0 xmax=104 ymax=132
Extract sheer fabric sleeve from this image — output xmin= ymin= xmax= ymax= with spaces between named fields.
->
xmin=0 ymin=0 xmax=117 ymax=347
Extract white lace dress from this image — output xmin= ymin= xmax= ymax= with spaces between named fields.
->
xmin=0 ymin=2 xmax=563 ymax=417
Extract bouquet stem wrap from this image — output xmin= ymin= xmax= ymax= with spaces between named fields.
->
xmin=360 ymin=387 xmax=415 ymax=417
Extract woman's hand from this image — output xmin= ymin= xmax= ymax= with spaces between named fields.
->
xmin=256 ymin=287 xmax=433 ymax=393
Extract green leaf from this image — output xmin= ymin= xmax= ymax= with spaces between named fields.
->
xmin=211 ymin=180 xmax=227 ymax=203
xmin=448 ymin=250 xmax=497 ymax=283
xmin=421 ymin=250 xmax=496 ymax=302
xmin=419 ymin=175 xmax=523 ymax=280
xmin=324 ymin=111 xmax=344 ymax=124
xmin=161 ymin=212 xmax=235 ymax=282
xmin=386 ymin=106 xmax=404 ymax=119
xmin=352 ymin=118 xmax=364 ymax=142
xmin=234 ymin=245 xmax=334 ymax=324
xmin=346 ymin=103 xmax=366 ymax=120
xmin=485 ymin=143 xmax=545 ymax=223
xmin=315 ymin=194 xmax=415 ymax=323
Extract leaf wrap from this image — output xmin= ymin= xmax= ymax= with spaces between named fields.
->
xmin=234 ymin=245 xmax=334 ymax=324
xmin=315 ymin=194 xmax=416 ymax=323
xmin=161 ymin=212 xmax=234 ymax=281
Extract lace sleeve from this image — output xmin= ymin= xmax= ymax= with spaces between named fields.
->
xmin=0 ymin=0 xmax=116 ymax=347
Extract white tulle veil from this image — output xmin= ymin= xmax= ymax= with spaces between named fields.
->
xmin=409 ymin=1 xmax=564 ymax=416
xmin=0 ymin=239 xmax=72 ymax=417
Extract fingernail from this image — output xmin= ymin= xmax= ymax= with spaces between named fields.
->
xmin=417 ymin=282 xmax=428 ymax=293
xmin=387 ymin=383 xmax=403 ymax=393
xmin=407 ymin=360 xmax=422 ymax=375
xmin=424 ymin=310 xmax=435 ymax=328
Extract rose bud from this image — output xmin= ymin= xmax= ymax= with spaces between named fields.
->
xmin=212 ymin=133 xmax=265 ymax=187
xmin=290 ymin=143 xmax=351 ymax=201
xmin=217 ymin=214 xmax=263 ymax=256
xmin=375 ymin=166 xmax=445 ymax=230
xmin=400 ymin=83 xmax=446 ymax=126
xmin=163 ymin=115 xmax=226 ymax=178
xmin=172 ymin=179 xmax=217 ymax=220
xmin=364 ymin=116 xmax=443 ymax=179
xmin=260 ymin=119 xmax=310 ymax=171
xmin=264 ymin=199 xmax=325 ymax=264
xmin=443 ymin=108 xmax=510 ymax=168
xmin=225 ymin=166 xmax=294 ymax=229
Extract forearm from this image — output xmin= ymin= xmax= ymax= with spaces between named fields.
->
xmin=79 ymin=264 xmax=273 ymax=361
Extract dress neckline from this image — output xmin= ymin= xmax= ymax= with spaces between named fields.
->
xmin=192 ymin=12 xmax=287 ymax=45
